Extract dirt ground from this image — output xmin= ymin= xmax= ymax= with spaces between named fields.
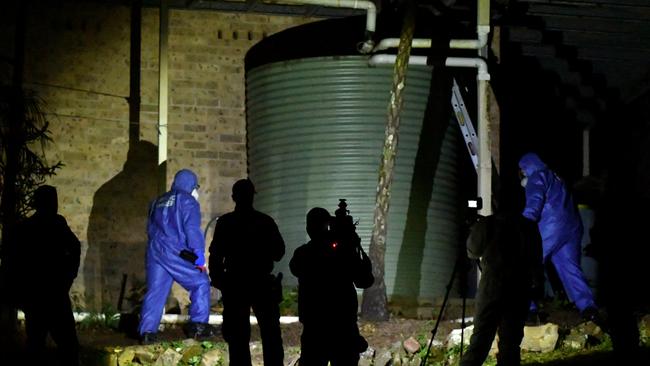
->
xmin=74 ymin=317 xmax=434 ymax=350
xmin=71 ymin=303 xmax=603 ymax=352
xmin=4 ymin=302 xmax=649 ymax=365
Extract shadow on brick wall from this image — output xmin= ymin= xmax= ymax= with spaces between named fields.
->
xmin=85 ymin=140 xmax=157 ymax=312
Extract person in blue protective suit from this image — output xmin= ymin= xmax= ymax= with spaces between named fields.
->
xmin=518 ymin=153 xmax=599 ymax=320
xmin=138 ymin=169 xmax=215 ymax=344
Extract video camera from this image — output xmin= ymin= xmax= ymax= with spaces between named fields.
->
xmin=329 ymin=199 xmax=361 ymax=249
xmin=465 ymin=197 xmax=483 ymax=226
xmin=467 ymin=197 xmax=482 ymax=210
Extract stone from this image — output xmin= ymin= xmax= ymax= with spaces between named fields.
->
xmin=285 ymin=353 xmax=301 ymax=366
xmin=359 ymin=346 xmax=375 ymax=366
xmin=374 ymin=350 xmax=393 ymax=366
xmin=117 ymin=347 xmax=135 ymax=365
xmin=562 ymin=321 xmax=605 ymax=349
xmin=359 ymin=322 xmax=377 ymax=334
xmin=521 ymin=323 xmax=559 ymax=353
xmin=423 ymin=338 xmax=444 ymax=349
xmin=200 ymin=349 xmax=223 ymax=366
xmin=358 ymin=354 xmax=373 ymax=366
xmin=360 ymin=346 xmax=375 ymax=359
xmin=132 ymin=345 xmax=157 ymax=364
xmin=562 ymin=330 xmax=586 ymax=349
xmin=250 ymin=341 xmax=264 ymax=366
xmin=403 ymin=336 xmax=421 ymax=355
xmin=106 ymin=353 xmax=119 ymax=366
xmin=182 ymin=338 xmax=200 ymax=347
xmin=154 ymin=348 xmax=183 ymax=366
xmin=182 ymin=345 xmax=204 ymax=363
xmin=446 ymin=325 xmax=474 ymax=348
xmin=408 ymin=355 xmax=422 ymax=366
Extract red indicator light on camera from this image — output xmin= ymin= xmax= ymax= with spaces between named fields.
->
xmin=331 ymin=242 xmax=338 ymax=249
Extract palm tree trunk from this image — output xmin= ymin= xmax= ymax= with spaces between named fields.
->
xmin=361 ymin=1 xmax=416 ymax=321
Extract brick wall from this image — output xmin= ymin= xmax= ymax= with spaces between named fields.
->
xmin=5 ymin=2 xmax=316 ymax=311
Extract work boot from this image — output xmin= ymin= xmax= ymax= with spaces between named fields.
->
xmin=141 ymin=332 xmax=159 ymax=345
xmin=183 ymin=322 xmax=217 ymax=339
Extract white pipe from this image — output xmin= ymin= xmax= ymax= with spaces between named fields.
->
xmin=368 ymin=53 xmax=492 ymax=217
xmin=368 ymin=53 xmax=428 ymax=66
xmin=451 ymin=25 xmax=490 ymax=50
xmin=445 ymin=57 xmax=490 ymax=80
xmin=16 ymin=310 xmax=300 ymax=325
xmin=373 ymin=38 xmax=431 ymax=52
xmin=372 ymin=26 xmax=489 ymax=53
xmin=158 ymin=0 xmax=169 ymax=166
xmin=477 ymin=78 xmax=491 ymax=217
xmin=269 ymin=0 xmax=377 ymax=53
xmin=368 ymin=54 xmax=489 ymax=81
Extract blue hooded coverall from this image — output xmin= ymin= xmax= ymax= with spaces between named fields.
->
xmin=519 ymin=153 xmax=596 ymax=312
xmin=138 ymin=169 xmax=210 ymax=335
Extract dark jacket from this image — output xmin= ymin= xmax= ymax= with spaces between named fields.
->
xmin=13 ymin=212 xmax=81 ymax=302
xmin=209 ymin=207 xmax=285 ymax=289
xmin=290 ymin=234 xmax=373 ymax=326
xmin=467 ymin=213 xmax=543 ymax=300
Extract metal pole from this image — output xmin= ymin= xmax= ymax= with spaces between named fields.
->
xmin=158 ymin=0 xmax=169 ymax=193
xmin=129 ymin=0 xmax=142 ymax=146
xmin=477 ymin=79 xmax=492 ymax=216
xmin=477 ymin=0 xmax=492 ymax=216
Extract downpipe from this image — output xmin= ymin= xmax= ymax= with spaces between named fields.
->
xmin=372 ymin=25 xmax=489 ymax=52
xmin=265 ymin=0 xmax=377 ymax=53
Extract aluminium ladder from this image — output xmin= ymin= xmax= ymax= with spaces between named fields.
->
xmin=451 ymin=78 xmax=479 ymax=173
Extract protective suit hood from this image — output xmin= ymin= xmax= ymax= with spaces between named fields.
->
xmin=519 ymin=153 xmax=547 ymax=177
xmin=171 ymin=169 xmax=198 ymax=194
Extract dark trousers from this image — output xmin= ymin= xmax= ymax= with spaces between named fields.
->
xmin=298 ymin=323 xmax=362 ymax=366
xmin=23 ymin=292 xmax=79 ymax=366
xmin=460 ymin=292 xmax=529 ymax=366
xmin=222 ymin=285 xmax=283 ymax=366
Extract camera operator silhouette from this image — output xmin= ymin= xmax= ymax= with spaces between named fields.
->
xmin=290 ymin=204 xmax=374 ymax=366
xmin=9 ymin=185 xmax=81 ymax=366
xmin=209 ymin=178 xmax=285 ymax=366
xmin=459 ymin=191 xmax=543 ymax=366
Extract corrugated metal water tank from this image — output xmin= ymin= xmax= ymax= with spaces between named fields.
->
xmin=247 ymin=56 xmax=459 ymax=306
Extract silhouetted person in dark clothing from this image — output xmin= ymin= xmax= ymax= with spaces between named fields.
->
xmin=592 ymin=178 xmax=649 ymax=362
xmin=290 ymin=207 xmax=374 ymax=366
xmin=209 ymin=178 xmax=285 ymax=366
xmin=13 ymin=185 xmax=80 ymax=366
xmin=459 ymin=209 xmax=543 ymax=366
